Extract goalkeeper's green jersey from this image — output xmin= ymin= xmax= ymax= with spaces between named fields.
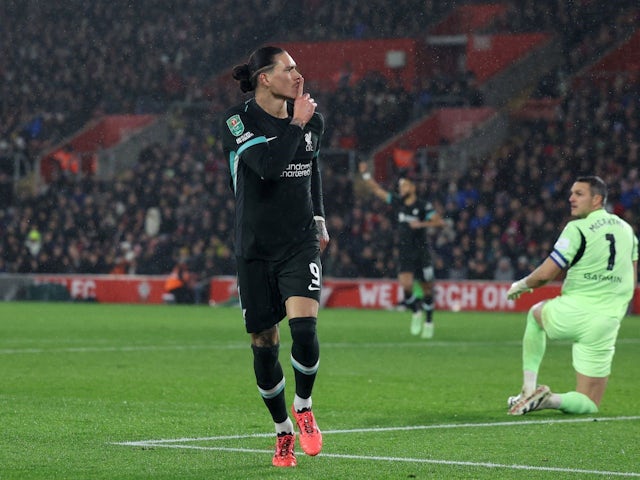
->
xmin=550 ymin=208 xmax=638 ymax=318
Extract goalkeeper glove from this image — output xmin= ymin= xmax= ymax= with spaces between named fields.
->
xmin=507 ymin=278 xmax=532 ymax=300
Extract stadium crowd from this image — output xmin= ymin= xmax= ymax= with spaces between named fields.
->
xmin=1 ymin=1 xmax=639 ymax=301
xmin=3 ymin=0 xmax=632 ymax=173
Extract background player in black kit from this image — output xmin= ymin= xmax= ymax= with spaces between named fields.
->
xmin=359 ymin=161 xmax=445 ymax=339
xmin=221 ymin=46 xmax=329 ymax=468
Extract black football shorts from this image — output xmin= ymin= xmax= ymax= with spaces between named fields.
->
xmin=236 ymin=245 xmax=322 ymax=333
xmin=398 ymin=246 xmax=434 ymax=281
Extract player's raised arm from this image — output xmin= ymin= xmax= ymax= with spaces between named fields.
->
xmin=358 ymin=161 xmax=389 ymax=202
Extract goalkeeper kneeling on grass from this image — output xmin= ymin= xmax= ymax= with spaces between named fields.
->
xmin=505 ymin=176 xmax=638 ymax=415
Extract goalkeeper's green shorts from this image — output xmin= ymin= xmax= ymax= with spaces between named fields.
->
xmin=541 ymin=296 xmax=621 ymax=378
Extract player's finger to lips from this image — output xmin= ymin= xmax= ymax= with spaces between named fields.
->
xmin=297 ymin=77 xmax=304 ymax=97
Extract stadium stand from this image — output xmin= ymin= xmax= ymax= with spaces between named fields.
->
xmin=1 ymin=1 xmax=639 ymax=295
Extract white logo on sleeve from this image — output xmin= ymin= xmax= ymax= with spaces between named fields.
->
xmin=554 ymin=237 xmax=570 ymax=251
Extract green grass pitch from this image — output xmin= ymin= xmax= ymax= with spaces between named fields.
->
xmin=1 ymin=302 xmax=638 ymax=479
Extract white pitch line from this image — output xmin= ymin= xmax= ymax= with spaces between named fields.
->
xmin=3 ymin=337 xmax=639 ymax=355
xmin=114 ymin=415 xmax=640 ymax=445
xmin=112 ymin=416 xmax=640 ymax=477
xmin=314 ymin=452 xmax=640 ymax=478
xmin=0 ymin=341 xmax=503 ymax=355
xmin=0 ymin=344 xmax=246 ymax=355
xmin=115 ymin=440 xmax=640 ymax=478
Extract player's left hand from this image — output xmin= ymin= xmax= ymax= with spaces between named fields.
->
xmin=506 ymin=278 xmax=532 ymax=300
xmin=315 ymin=216 xmax=330 ymax=252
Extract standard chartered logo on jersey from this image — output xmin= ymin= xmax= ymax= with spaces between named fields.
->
xmin=398 ymin=212 xmax=419 ymax=223
xmin=281 ymin=163 xmax=312 ymax=178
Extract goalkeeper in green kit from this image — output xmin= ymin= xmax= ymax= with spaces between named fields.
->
xmin=506 ymin=176 xmax=638 ymax=415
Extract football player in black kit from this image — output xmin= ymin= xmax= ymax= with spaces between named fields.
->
xmin=221 ymin=46 xmax=329 ymax=468
xmin=359 ymin=161 xmax=445 ymax=338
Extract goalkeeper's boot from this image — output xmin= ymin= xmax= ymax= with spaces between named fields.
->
xmin=272 ymin=432 xmax=297 ymax=467
xmin=410 ymin=311 xmax=423 ymax=335
xmin=291 ymin=405 xmax=322 ymax=456
xmin=508 ymin=385 xmax=551 ymax=415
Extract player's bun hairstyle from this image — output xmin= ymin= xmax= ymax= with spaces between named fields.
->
xmin=232 ymin=46 xmax=285 ymax=93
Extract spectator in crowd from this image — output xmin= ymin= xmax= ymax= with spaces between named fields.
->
xmin=468 ymin=250 xmax=491 ymax=280
xmin=493 ymin=256 xmax=515 ymax=282
xmin=164 ymin=259 xmax=195 ymax=304
xmin=24 ymin=228 xmax=42 ymax=257
xmin=447 ymin=248 xmax=469 ymax=280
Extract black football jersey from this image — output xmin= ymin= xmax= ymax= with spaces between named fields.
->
xmin=221 ymin=99 xmax=325 ymax=260
xmin=388 ymin=194 xmax=436 ymax=251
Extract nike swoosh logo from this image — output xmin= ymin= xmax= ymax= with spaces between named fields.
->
xmin=308 ymin=285 xmax=321 ymax=291
xmin=266 ymin=136 xmax=277 ymax=142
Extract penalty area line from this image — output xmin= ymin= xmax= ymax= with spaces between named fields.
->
xmin=115 ymin=441 xmax=640 ymax=477
xmin=113 ymin=415 xmax=640 ymax=445
xmin=112 ymin=416 xmax=640 ymax=477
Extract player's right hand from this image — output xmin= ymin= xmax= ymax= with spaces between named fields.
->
xmin=292 ymin=77 xmax=316 ymax=126
xmin=506 ymin=278 xmax=532 ymax=300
